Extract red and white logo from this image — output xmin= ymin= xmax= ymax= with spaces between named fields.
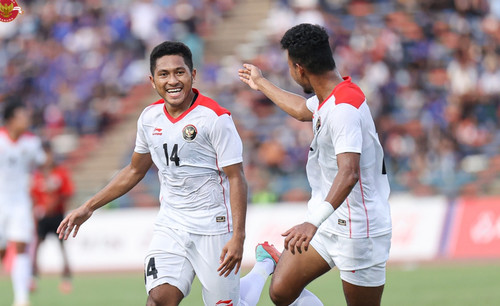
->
xmin=152 ymin=127 xmax=162 ymax=135
xmin=0 ymin=0 xmax=23 ymax=23
xmin=216 ymin=300 xmax=233 ymax=306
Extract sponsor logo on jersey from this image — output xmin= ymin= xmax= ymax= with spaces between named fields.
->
xmin=338 ymin=219 xmax=346 ymax=226
xmin=153 ymin=127 xmax=162 ymax=135
xmin=182 ymin=124 xmax=197 ymax=141
xmin=216 ymin=299 xmax=233 ymax=306
xmin=315 ymin=116 xmax=321 ymax=131
xmin=0 ymin=0 xmax=23 ymax=23
xmin=216 ymin=216 xmax=226 ymax=223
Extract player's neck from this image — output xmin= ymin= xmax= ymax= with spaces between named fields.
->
xmin=311 ymin=70 xmax=344 ymax=103
xmin=5 ymin=125 xmax=23 ymax=141
xmin=164 ymin=90 xmax=197 ymax=118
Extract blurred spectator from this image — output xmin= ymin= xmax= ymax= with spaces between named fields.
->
xmin=3 ymin=0 xmax=500 ymax=205
xmin=207 ymin=0 xmax=500 ymax=201
xmin=31 ymin=142 xmax=74 ymax=293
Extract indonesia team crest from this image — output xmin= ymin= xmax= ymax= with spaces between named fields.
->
xmin=182 ymin=124 xmax=197 ymax=141
xmin=315 ymin=116 xmax=322 ymax=131
xmin=0 ymin=0 xmax=23 ymax=23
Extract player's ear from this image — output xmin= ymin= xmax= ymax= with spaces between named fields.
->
xmin=191 ymin=68 xmax=197 ymax=82
xmin=295 ymin=63 xmax=305 ymax=76
xmin=149 ymin=75 xmax=156 ymax=89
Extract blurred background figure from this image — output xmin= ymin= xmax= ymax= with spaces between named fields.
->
xmin=30 ymin=141 xmax=74 ymax=294
xmin=0 ymin=99 xmax=46 ymax=306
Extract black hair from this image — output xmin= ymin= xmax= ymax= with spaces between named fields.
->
xmin=280 ymin=23 xmax=336 ymax=74
xmin=149 ymin=41 xmax=194 ymax=76
xmin=2 ymin=97 xmax=26 ymax=122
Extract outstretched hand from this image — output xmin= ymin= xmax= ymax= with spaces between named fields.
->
xmin=282 ymin=222 xmax=318 ymax=255
xmin=238 ymin=63 xmax=263 ymax=91
xmin=57 ymin=205 xmax=93 ymax=240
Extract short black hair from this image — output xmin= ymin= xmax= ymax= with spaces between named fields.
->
xmin=2 ymin=97 xmax=26 ymax=122
xmin=280 ymin=23 xmax=336 ymax=74
xmin=149 ymin=41 xmax=193 ymax=76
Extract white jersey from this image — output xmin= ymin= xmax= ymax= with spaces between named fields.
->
xmin=306 ymin=77 xmax=392 ymax=238
xmin=0 ymin=127 xmax=46 ymax=207
xmin=135 ymin=89 xmax=243 ymax=235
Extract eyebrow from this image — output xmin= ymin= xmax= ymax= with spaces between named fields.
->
xmin=156 ymin=67 xmax=186 ymax=73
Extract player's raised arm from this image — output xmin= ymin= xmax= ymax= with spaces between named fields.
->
xmin=57 ymin=152 xmax=153 ymax=240
xmin=238 ymin=63 xmax=312 ymax=122
xmin=217 ymin=162 xmax=247 ymax=277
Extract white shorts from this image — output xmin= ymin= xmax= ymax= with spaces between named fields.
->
xmin=310 ymin=230 xmax=391 ymax=287
xmin=0 ymin=197 xmax=34 ymax=249
xmin=144 ymin=226 xmax=240 ymax=305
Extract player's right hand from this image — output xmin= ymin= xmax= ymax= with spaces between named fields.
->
xmin=238 ymin=63 xmax=263 ymax=91
xmin=282 ymin=222 xmax=318 ymax=255
xmin=57 ymin=205 xmax=93 ymax=240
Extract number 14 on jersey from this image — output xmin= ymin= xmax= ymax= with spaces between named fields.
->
xmin=163 ymin=143 xmax=180 ymax=166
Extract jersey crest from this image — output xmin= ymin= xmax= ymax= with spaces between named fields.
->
xmin=315 ymin=116 xmax=322 ymax=132
xmin=182 ymin=124 xmax=197 ymax=141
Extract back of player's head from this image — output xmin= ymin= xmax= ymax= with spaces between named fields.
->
xmin=150 ymin=41 xmax=194 ymax=76
xmin=2 ymin=97 xmax=26 ymax=123
xmin=280 ymin=23 xmax=336 ymax=74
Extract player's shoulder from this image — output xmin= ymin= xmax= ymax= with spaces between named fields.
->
xmin=139 ymin=99 xmax=164 ymax=119
xmin=196 ymin=91 xmax=231 ymax=117
xmin=332 ymin=76 xmax=366 ymax=109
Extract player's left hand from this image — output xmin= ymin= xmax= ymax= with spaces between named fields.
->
xmin=282 ymin=222 xmax=318 ymax=255
xmin=217 ymin=236 xmax=244 ymax=277
xmin=57 ymin=205 xmax=93 ymax=240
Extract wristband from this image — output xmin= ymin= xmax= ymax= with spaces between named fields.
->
xmin=306 ymin=200 xmax=335 ymax=227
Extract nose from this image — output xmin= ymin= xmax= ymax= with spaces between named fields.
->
xmin=166 ymin=74 xmax=179 ymax=85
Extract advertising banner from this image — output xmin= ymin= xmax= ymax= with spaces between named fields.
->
xmin=448 ymin=197 xmax=500 ymax=259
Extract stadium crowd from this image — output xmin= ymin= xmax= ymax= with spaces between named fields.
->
xmin=1 ymin=0 xmax=500 ymax=206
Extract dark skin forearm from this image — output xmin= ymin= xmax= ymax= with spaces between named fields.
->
xmin=217 ymin=162 xmax=248 ymax=277
xmin=282 ymin=152 xmax=360 ymax=254
xmin=57 ymin=152 xmax=153 ymax=240
xmin=324 ymin=152 xmax=360 ymax=210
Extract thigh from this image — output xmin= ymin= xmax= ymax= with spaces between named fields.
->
xmin=342 ymin=280 xmax=384 ymax=306
xmin=144 ymin=228 xmax=196 ymax=299
xmin=190 ymin=233 xmax=240 ymax=306
xmin=147 ymin=283 xmax=184 ymax=306
xmin=7 ymin=203 xmax=34 ymax=244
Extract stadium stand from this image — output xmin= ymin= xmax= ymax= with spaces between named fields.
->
xmin=1 ymin=0 xmax=499 ymax=208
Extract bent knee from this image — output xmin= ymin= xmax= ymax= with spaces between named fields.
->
xmin=269 ymin=281 xmax=301 ymax=305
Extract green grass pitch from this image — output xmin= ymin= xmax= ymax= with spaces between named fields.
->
xmin=1 ymin=262 xmax=500 ymax=305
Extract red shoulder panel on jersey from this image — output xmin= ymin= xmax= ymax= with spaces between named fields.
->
xmin=320 ymin=76 xmax=365 ymax=110
xmin=196 ymin=89 xmax=231 ymax=117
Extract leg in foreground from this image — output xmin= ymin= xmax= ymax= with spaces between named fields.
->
xmin=239 ymin=242 xmax=281 ymax=305
xmin=269 ymin=246 xmax=329 ymax=306
xmin=11 ymin=242 xmax=31 ymax=306
xmin=146 ymin=283 xmax=184 ymax=306
xmin=342 ymin=281 xmax=384 ymax=306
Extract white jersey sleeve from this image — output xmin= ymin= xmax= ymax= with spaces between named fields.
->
xmin=134 ymin=112 xmax=150 ymax=154
xmin=306 ymin=96 xmax=318 ymax=114
xmin=329 ymin=104 xmax=363 ymax=155
xmin=209 ymin=114 xmax=243 ymax=168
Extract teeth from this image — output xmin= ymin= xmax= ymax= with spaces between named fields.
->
xmin=167 ymin=88 xmax=181 ymax=93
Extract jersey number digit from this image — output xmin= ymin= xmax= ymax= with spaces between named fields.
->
xmin=146 ymin=257 xmax=158 ymax=279
xmin=163 ymin=143 xmax=180 ymax=166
